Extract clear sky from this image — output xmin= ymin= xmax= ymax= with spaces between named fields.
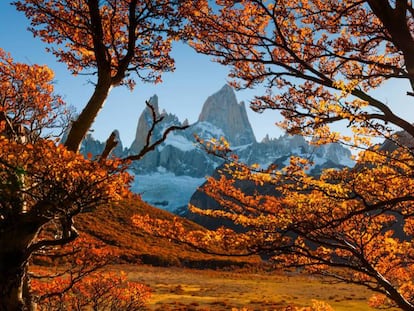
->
xmin=1 ymin=2 xmax=412 ymax=148
xmin=0 ymin=2 xmax=284 ymax=148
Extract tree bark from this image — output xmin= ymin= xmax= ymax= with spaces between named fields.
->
xmin=0 ymin=242 xmax=33 ymax=311
xmin=0 ymin=216 xmax=44 ymax=310
xmin=0 ymin=256 xmax=27 ymax=310
xmin=64 ymin=76 xmax=112 ymax=152
xmin=367 ymin=0 xmax=414 ymax=90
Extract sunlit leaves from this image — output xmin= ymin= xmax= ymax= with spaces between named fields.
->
xmin=0 ymin=136 xmax=132 ymax=219
xmin=172 ymin=1 xmax=414 ymax=309
xmin=132 ymin=213 xmax=254 ymax=256
xmin=141 ymin=131 xmax=414 ymax=309
xmin=190 ymin=143 xmax=414 ymax=309
xmin=31 ymin=235 xmax=151 ymax=310
xmin=0 ymin=48 xmax=133 ymax=309
xmin=14 ymin=0 xmax=185 ymax=152
xmin=0 ymin=48 xmax=66 ymax=141
xmin=0 ymin=51 xmax=132 ymax=221
xmin=32 ymin=272 xmax=151 ymax=311
xmin=183 ymin=0 xmax=414 ymax=147
xmin=0 ymin=1 xmax=185 ymax=308
xmin=14 ymin=0 xmax=180 ymax=86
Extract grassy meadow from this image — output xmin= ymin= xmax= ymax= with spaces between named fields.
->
xmin=113 ymin=264 xmax=393 ymax=311
xmin=70 ymin=199 xmax=401 ymax=310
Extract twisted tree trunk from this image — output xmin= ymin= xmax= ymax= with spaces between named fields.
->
xmin=0 ymin=257 xmax=31 ymax=310
xmin=0 ymin=215 xmax=44 ymax=310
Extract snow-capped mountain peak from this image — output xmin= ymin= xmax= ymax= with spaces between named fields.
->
xmin=81 ymin=85 xmax=354 ymax=213
xmin=198 ymin=84 xmax=256 ymax=146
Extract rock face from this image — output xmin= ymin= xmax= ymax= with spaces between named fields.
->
xmin=129 ymin=105 xmax=218 ymax=177
xmin=381 ymin=129 xmax=414 ymax=152
xmin=198 ymin=84 xmax=256 ymax=146
xmin=80 ymin=130 xmax=125 ymax=159
xmin=112 ymin=130 xmax=124 ymax=157
xmin=80 ymin=134 xmax=105 ymax=159
xmin=130 ymin=95 xmax=160 ymax=155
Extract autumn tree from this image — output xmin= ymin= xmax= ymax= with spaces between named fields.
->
xmin=136 ymin=1 xmax=414 ymax=310
xmin=30 ymin=234 xmax=151 ymax=311
xmin=0 ymin=49 xmax=133 ymax=310
xmin=1 ymin=0 xmax=186 ymax=309
xmin=14 ymin=0 xmax=183 ymax=152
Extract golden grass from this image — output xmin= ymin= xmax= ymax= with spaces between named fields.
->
xmin=74 ymin=197 xmax=400 ymax=310
xmin=114 ymin=264 xmax=400 ymax=311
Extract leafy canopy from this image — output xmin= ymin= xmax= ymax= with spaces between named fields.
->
xmin=14 ymin=0 xmax=180 ymax=87
xmin=135 ymin=1 xmax=414 ymax=310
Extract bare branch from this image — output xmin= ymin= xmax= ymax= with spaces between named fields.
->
xmin=98 ymin=131 xmax=118 ymax=162
xmin=123 ymin=100 xmax=189 ymax=162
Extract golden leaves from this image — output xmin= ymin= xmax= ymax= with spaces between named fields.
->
xmin=0 ymin=48 xmax=65 ymax=141
xmin=31 ymin=234 xmax=151 ymax=309
xmin=184 ymin=0 xmax=409 ymax=150
xmin=185 ymin=132 xmax=414 ymax=308
xmin=0 ymin=137 xmax=132 ymax=215
xmin=15 ymin=0 xmax=180 ymax=85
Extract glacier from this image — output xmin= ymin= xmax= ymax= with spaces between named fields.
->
xmin=131 ymin=171 xmax=205 ymax=212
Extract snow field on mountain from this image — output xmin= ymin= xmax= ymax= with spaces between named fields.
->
xmin=131 ymin=171 xmax=205 ymax=212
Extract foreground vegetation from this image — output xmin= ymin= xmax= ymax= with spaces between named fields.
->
xmin=35 ymin=198 xmax=397 ymax=310
xmin=3 ymin=0 xmax=414 ymax=309
xmin=76 ymin=197 xmax=261 ymax=268
xmin=33 ymin=260 xmax=396 ymax=310
xmin=97 ymin=265 xmax=397 ymax=311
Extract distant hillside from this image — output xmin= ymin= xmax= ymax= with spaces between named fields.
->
xmin=75 ymin=196 xmax=260 ymax=268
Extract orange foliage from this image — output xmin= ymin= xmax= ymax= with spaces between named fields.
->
xmin=182 ymin=0 xmax=414 ymax=145
xmin=14 ymin=0 xmax=180 ymax=86
xmin=0 ymin=136 xmax=131 ymax=208
xmin=32 ymin=272 xmax=151 ymax=311
xmin=30 ymin=234 xmax=151 ymax=310
xmin=136 ymin=1 xmax=414 ymax=310
xmin=0 ymin=48 xmax=131 ymax=211
xmin=0 ymin=48 xmax=66 ymax=141
xmin=135 ymin=132 xmax=414 ymax=310
xmin=14 ymin=0 xmax=185 ymax=152
xmin=0 ymin=46 xmax=131 ymax=309
xmin=2 ymin=1 xmax=185 ymax=309
xmin=76 ymin=197 xmax=260 ymax=268
xmin=186 ymin=141 xmax=414 ymax=309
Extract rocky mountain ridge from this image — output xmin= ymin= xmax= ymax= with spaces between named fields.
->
xmin=81 ymin=85 xmax=354 ymax=212
xmin=198 ymin=84 xmax=256 ymax=146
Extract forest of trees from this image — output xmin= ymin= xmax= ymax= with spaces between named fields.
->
xmin=2 ymin=0 xmax=414 ymax=310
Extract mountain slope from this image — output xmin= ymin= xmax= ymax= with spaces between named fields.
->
xmin=75 ymin=196 xmax=259 ymax=267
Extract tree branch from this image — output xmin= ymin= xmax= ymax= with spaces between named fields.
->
xmin=99 ymin=131 xmax=118 ymax=162
xmin=26 ymin=222 xmax=79 ymax=259
xmin=123 ymin=100 xmax=189 ymax=162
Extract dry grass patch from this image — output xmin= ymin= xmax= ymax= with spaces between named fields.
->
xmin=114 ymin=265 xmax=399 ymax=311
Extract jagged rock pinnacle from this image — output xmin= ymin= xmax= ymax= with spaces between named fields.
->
xmin=198 ymin=84 xmax=256 ymax=146
xmin=130 ymin=94 xmax=160 ymax=154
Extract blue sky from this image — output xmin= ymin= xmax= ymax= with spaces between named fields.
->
xmin=0 ymin=2 xmax=283 ymax=147
xmin=1 ymin=2 xmax=412 ymax=148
